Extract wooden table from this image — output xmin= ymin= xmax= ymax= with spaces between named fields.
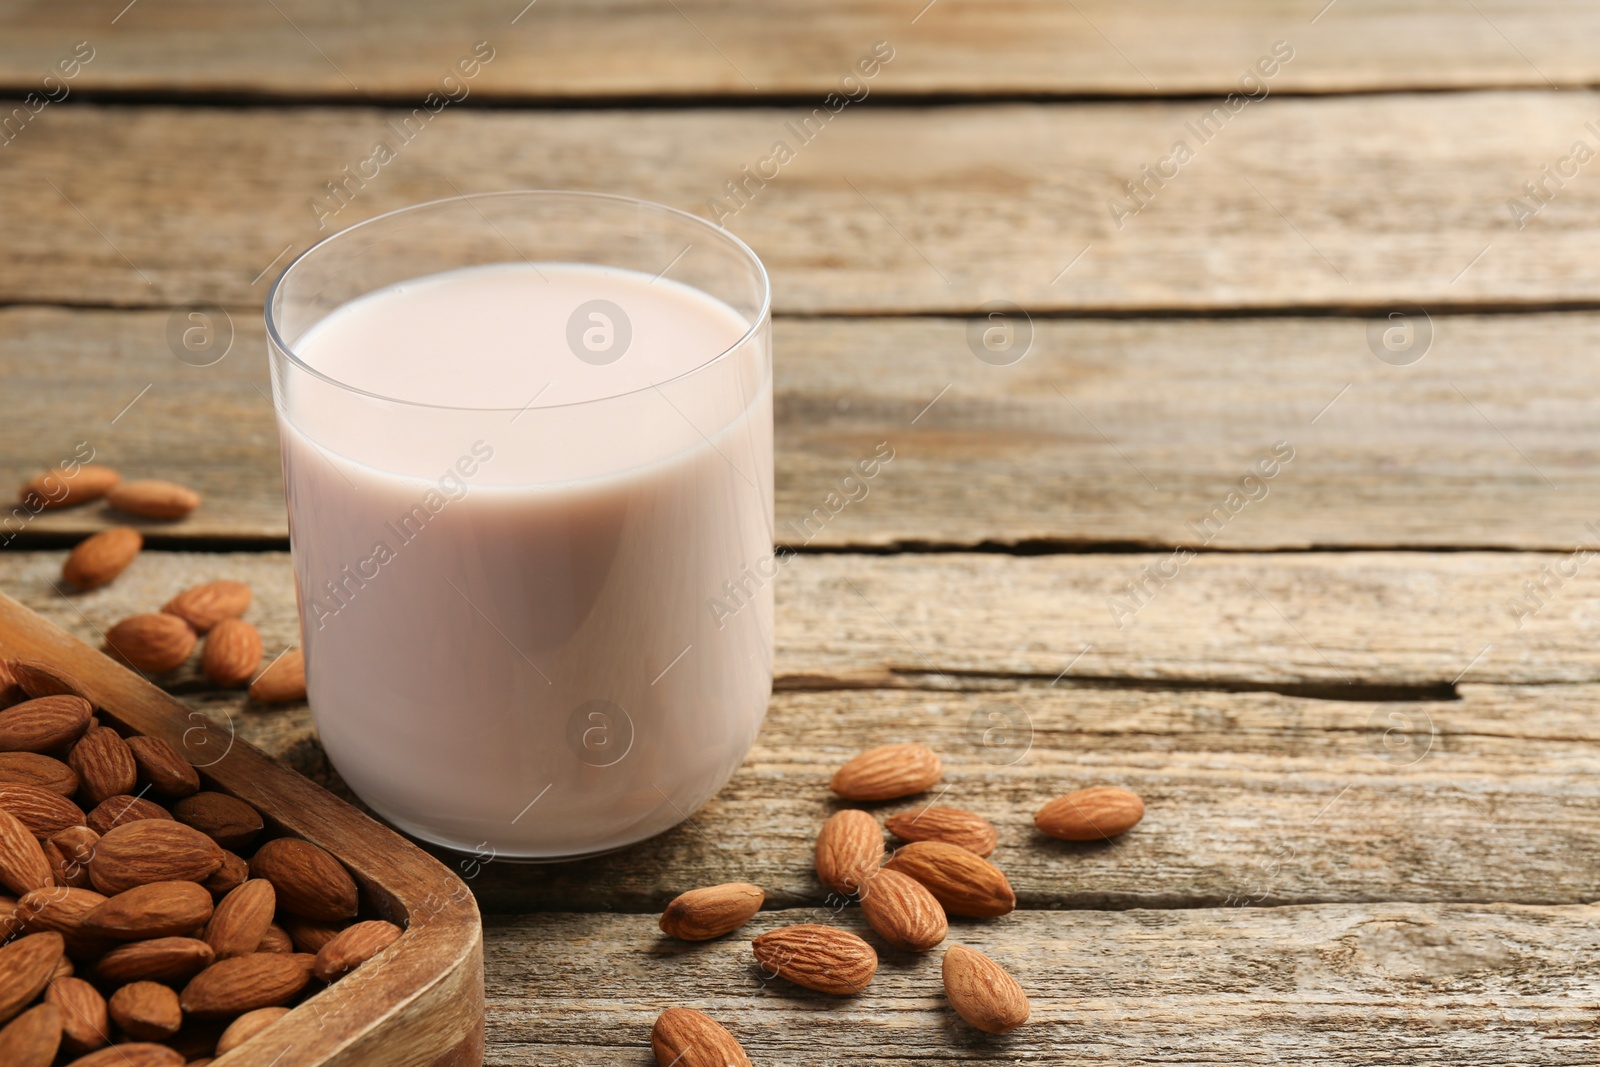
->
xmin=4 ymin=2 xmax=1599 ymax=1062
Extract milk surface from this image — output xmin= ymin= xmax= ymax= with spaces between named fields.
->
xmin=277 ymin=263 xmax=773 ymax=857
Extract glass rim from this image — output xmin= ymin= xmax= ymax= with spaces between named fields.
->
xmin=263 ymin=189 xmax=773 ymax=413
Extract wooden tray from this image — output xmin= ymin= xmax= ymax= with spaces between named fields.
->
xmin=0 ymin=591 xmax=485 ymax=1067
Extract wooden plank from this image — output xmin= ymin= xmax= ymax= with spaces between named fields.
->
xmin=481 ymin=903 xmax=1600 ymax=1064
xmin=5 ymin=550 xmax=1600 ymax=910
xmin=6 ymin=1 xmax=1599 ymax=98
xmin=8 ymin=307 xmax=1600 ymax=550
xmin=3 ymin=96 xmax=1597 ymax=312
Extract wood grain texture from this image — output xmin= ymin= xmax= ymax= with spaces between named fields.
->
xmin=4 ymin=1 xmax=1598 ymax=98
xmin=481 ymin=903 xmax=1600 ymax=1064
xmin=6 ymin=308 xmax=1598 ymax=550
xmin=3 ymin=95 xmax=1598 ymax=311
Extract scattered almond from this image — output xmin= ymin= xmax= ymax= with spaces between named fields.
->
xmin=103 ymin=615 xmax=196 ymax=675
xmin=215 ymin=1005 xmax=290 ymax=1055
xmin=20 ymin=464 xmax=121 ymax=511
xmin=257 ymin=924 xmax=293 ymax=955
xmin=86 ymin=795 xmax=172 ymax=836
xmin=105 ymin=480 xmax=201 ymax=521
xmin=108 ymin=982 xmax=181 ymax=1041
xmin=1034 ymin=786 xmax=1145 ymax=841
xmin=49 ymin=827 xmax=99 ymax=890
xmin=15 ymin=887 xmax=111 ymax=957
xmin=885 ymin=806 xmax=999 ymax=857
xmin=0 ymin=696 xmax=93 ymax=753
xmin=312 ymin=919 xmax=402 ymax=981
xmin=248 ymin=648 xmax=306 ymax=704
xmin=830 ymin=743 xmax=942 ymax=801
xmin=160 ymin=581 xmax=251 ymax=633
xmin=650 ymin=1007 xmax=753 ymax=1067
xmin=858 ymin=868 xmax=948 ymax=952
xmin=658 ymin=882 xmax=764 ymax=941
xmin=201 ymin=850 xmax=248 ymax=899
xmin=0 ymin=1001 xmax=61 ymax=1067
xmin=942 ymin=944 xmax=1030 ymax=1034
xmin=199 ymin=619 xmax=262 ymax=689
xmin=883 ymin=841 xmax=1016 ymax=918
xmin=814 ymin=809 xmax=884 ymax=894
xmin=123 ymin=737 xmax=200 ymax=798
xmin=0 ymin=932 xmax=64 ymax=1024
xmin=88 ymin=821 xmax=224 ymax=896
xmin=68 ymin=727 xmax=138 ymax=806
xmin=0 ymin=784 xmax=86 ymax=839
xmin=62 ymin=527 xmax=143 ymax=590
xmin=0 ymin=807 xmax=53 ymax=895
xmin=0 ymin=753 xmax=78 ymax=796
xmin=171 ymin=792 xmax=262 ymax=850
xmin=5 ymin=660 xmax=88 ymax=701
xmin=179 ymin=953 xmax=311 ymax=1018
xmin=203 ymin=879 xmax=275 ymax=960
xmin=84 ymin=881 xmax=214 ymax=941
xmin=95 ymin=938 xmax=214 ymax=986
xmin=45 ymin=975 xmax=109 ymax=1054
xmin=750 ymin=924 xmax=877 ymax=995
xmin=62 ymin=1042 xmax=185 ymax=1066
xmin=249 ymin=838 xmax=358 ymax=922
xmin=281 ymin=916 xmax=343 ymax=954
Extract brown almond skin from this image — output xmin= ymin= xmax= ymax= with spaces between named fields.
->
xmin=942 ymin=944 xmax=1031 ymax=1034
xmin=86 ymin=795 xmax=172 ymax=836
xmin=162 ymin=581 xmax=251 ymax=633
xmin=883 ymin=841 xmax=1016 ymax=918
xmin=106 ymin=480 xmax=201 ymax=520
xmin=216 ymin=1006 xmax=290 ymax=1055
xmin=814 ymin=809 xmax=885 ymax=894
xmin=5 ymin=659 xmax=89 ymax=702
xmin=108 ymin=981 xmax=181 ymax=1041
xmin=858 ymin=868 xmax=948 ymax=952
xmin=21 ymin=464 xmax=120 ymax=511
xmin=658 ymin=882 xmax=764 ymax=941
xmin=0 ymin=753 xmax=78 ymax=796
xmin=0 ymin=696 xmax=93 ymax=754
xmin=0 ymin=931 xmax=65 ymax=1024
xmin=203 ymin=879 xmax=276 ymax=960
xmin=63 ymin=1041 xmax=185 ymax=1066
xmin=750 ymin=924 xmax=877 ymax=995
xmin=171 ymin=792 xmax=263 ymax=850
xmin=49 ymin=826 xmax=99 ymax=889
xmin=312 ymin=919 xmax=403 ymax=981
xmin=84 ymin=881 xmax=214 ymax=940
xmin=281 ymin=916 xmax=343 ymax=954
xmin=0 ymin=784 xmax=86 ymax=839
xmin=650 ymin=1007 xmax=754 ymax=1067
xmin=69 ymin=727 xmax=139 ymax=807
xmin=201 ymin=850 xmax=248 ymax=899
xmin=61 ymin=527 xmax=143 ymax=590
xmin=257 ymin=923 xmax=293 ymax=954
xmin=96 ymin=937 xmax=214 ymax=986
xmin=180 ymin=953 xmax=311 ymax=1018
xmin=89 ymin=821 xmax=224 ymax=896
xmin=0 ymin=806 xmax=53 ymax=895
xmin=103 ymin=615 xmax=197 ymax=675
xmin=15 ymin=886 xmax=111 ymax=957
xmin=885 ymin=806 xmax=999 ymax=857
xmin=46 ymin=975 xmax=109 ymax=1054
xmin=829 ymin=743 xmax=942 ymax=801
xmin=1035 ymin=786 xmax=1146 ymax=841
xmin=124 ymin=736 xmax=200 ymax=798
xmin=0 ymin=1001 xmax=61 ymax=1067
xmin=248 ymin=648 xmax=305 ymax=704
xmin=249 ymin=838 xmax=358 ymax=921
xmin=200 ymin=619 xmax=263 ymax=689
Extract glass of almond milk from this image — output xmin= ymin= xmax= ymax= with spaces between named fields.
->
xmin=265 ymin=192 xmax=773 ymax=859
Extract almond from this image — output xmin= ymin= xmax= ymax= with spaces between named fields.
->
xmin=883 ymin=841 xmax=1016 ymax=918
xmin=172 ymin=792 xmax=262 ymax=850
xmin=814 ymin=809 xmax=884 ymax=894
xmin=216 ymin=1005 xmax=290 ymax=1055
xmin=86 ymin=795 xmax=172 ymax=836
xmin=249 ymin=838 xmax=358 ymax=921
xmin=85 ymin=881 xmax=214 ymax=940
xmin=199 ymin=619 xmax=262 ymax=689
xmin=89 ymin=821 xmax=224 ymax=895
xmin=0 ymin=931 xmax=64 ymax=1023
xmin=0 ymin=660 xmax=20 ymax=709
xmin=750 ymin=924 xmax=877 ymax=995
xmin=1034 ymin=786 xmax=1145 ymax=841
xmin=104 ymin=615 xmax=196 ymax=675
xmin=105 ymin=480 xmax=201 ymax=520
xmin=829 ymin=743 xmax=942 ymax=801
xmin=179 ymin=953 xmax=311 ymax=1018
xmin=0 ymin=1001 xmax=61 ymax=1067
xmin=0 ymin=753 xmax=77 ymax=795
xmin=248 ymin=648 xmax=305 ymax=705
xmin=46 ymin=975 xmax=109 ymax=1054
xmin=885 ymin=806 xmax=999 ymax=857
xmin=942 ymin=944 xmax=1030 ymax=1033
xmin=858 ymin=868 xmax=948 ymax=952
xmin=0 ymin=807 xmax=53 ymax=894
xmin=5 ymin=659 xmax=88 ymax=701
xmin=20 ymin=464 xmax=121 ymax=511
xmin=312 ymin=919 xmax=402 ymax=981
xmin=50 ymin=953 xmax=73 ymax=980
xmin=49 ymin=826 xmax=99 ymax=889
xmin=203 ymin=879 xmax=275 ymax=960
xmin=0 ymin=784 xmax=85 ymax=839
xmin=61 ymin=527 xmax=143 ymax=590
xmin=161 ymin=581 xmax=251 ymax=633
xmin=15 ymin=886 xmax=111 ymax=956
xmin=124 ymin=736 xmax=200 ymax=798
xmin=64 ymin=1043 xmax=185 ymax=1066
xmin=202 ymin=850 xmax=248 ymax=898
xmin=281 ymin=916 xmax=343 ymax=954
xmin=108 ymin=981 xmax=181 ymax=1041
xmin=257 ymin=923 xmax=293 ymax=954
xmin=0 ymin=696 xmax=93 ymax=753
xmin=658 ymin=882 xmax=764 ymax=941
xmin=96 ymin=937 xmax=214 ymax=985
xmin=650 ymin=1007 xmax=753 ymax=1067
xmin=69 ymin=727 xmax=138 ymax=806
